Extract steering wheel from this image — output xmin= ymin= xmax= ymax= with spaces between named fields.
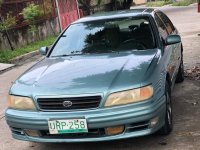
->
xmin=120 ymin=39 xmax=146 ymax=50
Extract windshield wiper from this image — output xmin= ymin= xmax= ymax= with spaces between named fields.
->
xmin=61 ymin=35 xmax=67 ymax=37
xmin=51 ymin=54 xmax=70 ymax=57
xmin=51 ymin=53 xmax=84 ymax=57
xmin=51 ymin=50 xmax=119 ymax=57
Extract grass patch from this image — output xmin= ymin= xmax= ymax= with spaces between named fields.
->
xmin=146 ymin=0 xmax=172 ymax=7
xmin=0 ymin=35 xmax=57 ymax=63
xmin=172 ymin=0 xmax=197 ymax=6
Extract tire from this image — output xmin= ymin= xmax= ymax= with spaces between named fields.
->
xmin=176 ymin=52 xmax=184 ymax=83
xmin=159 ymin=81 xmax=173 ymax=135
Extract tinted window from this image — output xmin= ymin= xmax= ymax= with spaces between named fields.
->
xmin=156 ymin=12 xmax=175 ymax=34
xmin=154 ymin=14 xmax=168 ymax=40
xmin=50 ymin=17 xmax=156 ymax=57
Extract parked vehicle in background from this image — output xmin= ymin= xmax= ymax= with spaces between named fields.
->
xmin=6 ymin=8 xmax=184 ymax=143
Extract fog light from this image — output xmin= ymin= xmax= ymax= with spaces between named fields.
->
xmin=24 ymin=130 xmax=40 ymax=137
xmin=149 ymin=117 xmax=159 ymax=128
xmin=105 ymin=126 xmax=125 ymax=135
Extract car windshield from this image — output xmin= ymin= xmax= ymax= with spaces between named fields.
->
xmin=50 ymin=17 xmax=155 ymax=57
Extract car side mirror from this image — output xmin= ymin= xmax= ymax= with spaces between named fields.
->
xmin=39 ymin=47 xmax=48 ymax=55
xmin=165 ymin=35 xmax=181 ymax=45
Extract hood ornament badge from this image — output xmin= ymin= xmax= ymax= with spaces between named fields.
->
xmin=63 ymin=101 xmax=73 ymax=108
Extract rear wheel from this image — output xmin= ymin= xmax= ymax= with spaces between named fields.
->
xmin=159 ymin=81 xmax=173 ymax=135
xmin=176 ymin=52 xmax=184 ymax=83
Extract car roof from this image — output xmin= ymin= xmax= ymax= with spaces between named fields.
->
xmin=74 ymin=8 xmax=156 ymax=23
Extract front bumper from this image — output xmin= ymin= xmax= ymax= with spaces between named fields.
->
xmin=5 ymin=95 xmax=166 ymax=142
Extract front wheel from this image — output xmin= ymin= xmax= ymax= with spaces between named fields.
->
xmin=158 ymin=82 xmax=173 ymax=135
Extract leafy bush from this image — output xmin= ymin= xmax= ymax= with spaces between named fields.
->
xmin=0 ymin=0 xmax=3 ymax=5
xmin=0 ymin=13 xmax=16 ymax=32
xmin=21 ymin=3 xmax=42 ymax=34
xmin=21 ymin=3 xmax=42 ymax=21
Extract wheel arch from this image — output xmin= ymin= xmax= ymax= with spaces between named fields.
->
xmin=166 ymin=73 xmax=172 ymax=88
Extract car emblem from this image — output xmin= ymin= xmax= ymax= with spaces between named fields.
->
xmin=63 ymin=101 xmax=73 ymax=108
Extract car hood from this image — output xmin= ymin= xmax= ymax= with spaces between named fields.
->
xmin=11 ymin=49 xmax=158 ymax=97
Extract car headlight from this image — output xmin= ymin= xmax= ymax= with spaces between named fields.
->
xmin=8 ymin=95 xmax=36 ymax=110
xmin=104 ymin=85 xmax=153 ymax=107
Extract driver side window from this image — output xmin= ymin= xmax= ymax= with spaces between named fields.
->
xmin=154 ymin=13 xmax=168 ymax=41
xmin=156 ymin=12 xmax=175 ymax=34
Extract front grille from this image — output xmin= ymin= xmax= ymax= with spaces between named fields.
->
xmin=37 ymin=96 xmax=101 ymax=111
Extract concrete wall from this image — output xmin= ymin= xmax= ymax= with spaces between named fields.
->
xmin=0 ymin=18 xmax=60 ymax=51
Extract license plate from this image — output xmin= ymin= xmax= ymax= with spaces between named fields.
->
xmin=48 ymin=119 xmax=88 ymax=134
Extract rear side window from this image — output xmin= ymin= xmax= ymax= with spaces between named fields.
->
xmin=156 ymin=12 xmax=175 ymax=34
xmin=154 ymin=14 xmax=168 ymax=40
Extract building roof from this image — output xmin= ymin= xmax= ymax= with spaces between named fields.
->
xmin=74 ymin=8 xmax=156 ymax=23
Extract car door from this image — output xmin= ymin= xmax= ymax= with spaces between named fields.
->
xmin=154 ymin=12 xmax=175 ymax=84
xmin=156 ymin=11 xmax=181 ymax=84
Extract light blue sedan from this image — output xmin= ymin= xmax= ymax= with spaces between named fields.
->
xmin=6 ymin=8 xmax=184 ymax=142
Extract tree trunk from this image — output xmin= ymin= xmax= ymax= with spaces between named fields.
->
xmin=0 ymin=15 xmax=14 ymax=50
xmin=122 ymin=0 xmax=132 ymax=9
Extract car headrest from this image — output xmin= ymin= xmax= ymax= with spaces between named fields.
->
xmin=104 ymin=23 xmax=120 ymax=32
xmin=140 ymin=22 xmax=150 ymax=30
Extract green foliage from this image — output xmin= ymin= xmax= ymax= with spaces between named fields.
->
xmin=28 ymin=25 xmax=37 ymax=34
xmin=172 ymin=0 xmax=196 ymax=6
xmin=146 ymin=0 xmax=196 ymax=7
xmin=97 ymin=0 xmax=103 ymax=6
xmin=0 ymin=0 xmax=3 ymax=5
xmin=146 ymin=0 xmax=172 ymax=7
xmin=0 ymin=35 xmax=57 ymax=63
xmin=21 ymin=3 xmax=43 ymax=34
xmin=21 ymin=3 xmax=42 ymax=21
xmin=0 ymin=13 xmax=16 ymax=32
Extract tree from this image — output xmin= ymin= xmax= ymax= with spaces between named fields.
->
xmin=0 ymin=0 xmax=16 ymax=50
xmin=78 ymin=0 xmax=92 ymax=15
xmin=0 ymin=13 xmax=16 ymax=32
xmin=111 ymin=0 xmax=133 ymax=10
xmin=21 ymin=3 xmax=43 ymax=34
xmin=121 ymin=0 xmax=133 ymax=9
xmin=0 ymin=0 xmax=3 ymax=5
xmin=79 ymin=0 xmax=133 ymax=15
